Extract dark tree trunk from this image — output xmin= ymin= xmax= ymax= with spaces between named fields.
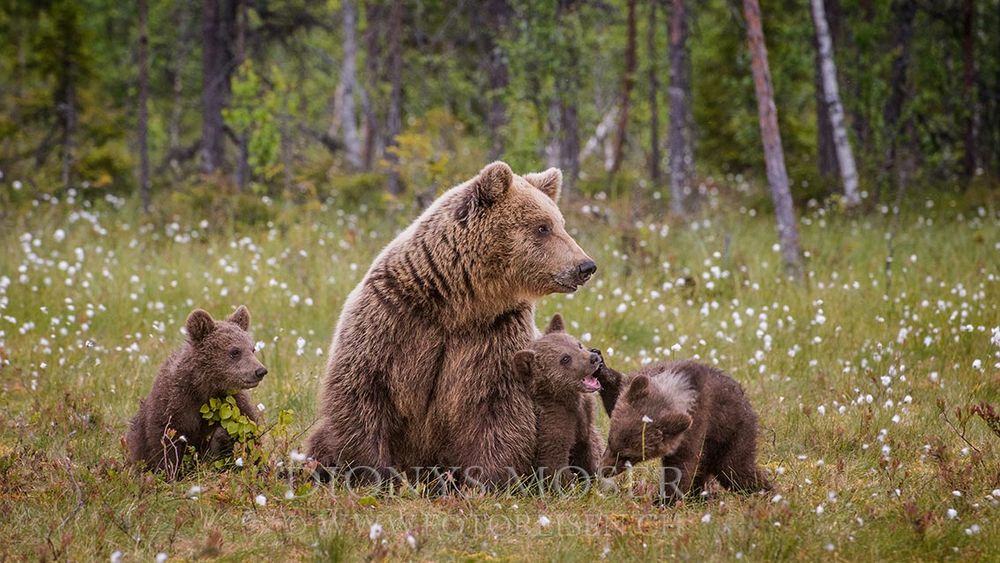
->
xmin=647 ymin=0 xmax=661 ymax=184
xmin=813 ymin=0 xmax=840 ymax=182
xmin=234 ymin=0 xmax=250 ymax=190
xmin=481 ymin=1 xmax=510 ymax=161
xmin=880 ymin=0 xmax=916 ymax=198
xmin=743 ymin=0 xmax=804 ymax=280
xmin=609 ymin=0 xmax=637 ymax=177
xmin=200 ymin=0 xmax=236 ymax=174
xmin=138 ymin=0 xmax=151 ymax=212
xmin=385 ymin=0 xmax=404 ymax=195
xmin=961 ymin=0 xmax=977 ymax=180
xmin=554 ymin=0 xmax=580 ymax=195
xmin=667 ymin=0 xmax=695 ymax=216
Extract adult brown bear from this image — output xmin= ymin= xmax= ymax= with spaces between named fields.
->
xmin=306 ymin=161 xmax=596 ymax=485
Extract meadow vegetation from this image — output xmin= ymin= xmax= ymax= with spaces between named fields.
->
xmin=0 ymin=184 xmax=998 ymax=560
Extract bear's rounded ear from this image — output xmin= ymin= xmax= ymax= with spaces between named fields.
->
xmin=626 ymin=375 xmax=650 ymax=402
xmin=512 ymin=349 xmax=535 ymax=381
xmin=186 ymin=309 xmax=216 ymax=342
xmin=227 ymin=305 xmax=251 ymax=331
xmin=473 ymin=161 xmax=513 ymax=208
xmin=544 ymin=313 xmax=565 ymax=334
xmin=523 ymin=168 xmax=562 ymax=203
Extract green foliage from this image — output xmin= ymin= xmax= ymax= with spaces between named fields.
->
xmin=224 ymin=61 xmax=287 ymax=185
xmin=201 ymin=395 xmax=259 ymax=443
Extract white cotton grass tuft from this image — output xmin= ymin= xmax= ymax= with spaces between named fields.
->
xmin=538 ymin=515 xmax=551 ymax=527
xmin=369 ymin=522 xmax=383 ymax=541
xmin=255 ymin=494 xmax=267 ymax=506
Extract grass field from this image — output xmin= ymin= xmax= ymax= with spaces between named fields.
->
xmin=1 ymin=187 xmax=998 ymax=561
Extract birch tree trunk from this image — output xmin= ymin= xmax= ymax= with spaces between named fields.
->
xmin=667 ymin=0 xmax=694 ymax=216
xmin=385 ymin=0 xmax=404 ymax=195
xmin=337 ymin=0 xmax=363 ymax=169
xmin=810 ymin=0 xmax=859 ymax=206
xmin=743 ymin=0 xmax=804 ymax=280
xmin=960 ymin=0 xmax=977 ymax=180
xmin=647 ymin=0 xmax=661 ymax=185
xmin=138 ymin=0 xmax=151 ymax=212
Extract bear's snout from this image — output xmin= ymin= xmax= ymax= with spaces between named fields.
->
xmin=255 ymin=367 xmax=268 ymax=380
xmin=589 ymin=352 xmax=601 ymax=365
xmin=577 ymin=260 xmax=597 ymax=282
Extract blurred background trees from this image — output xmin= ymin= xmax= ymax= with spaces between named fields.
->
xmin=1 ymin=0 xmax=997 ymax=216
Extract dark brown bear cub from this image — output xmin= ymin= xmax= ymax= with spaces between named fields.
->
xmin=126 ymin=306 xmax=266 ymax=477
xmin=596 ymin=358 xmax=771 ymax=502
xmin=513 ymin=314 xmax=604 ymax=485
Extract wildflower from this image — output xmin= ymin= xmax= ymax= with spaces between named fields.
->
xmin=110 ymin=551 xmax=123 ymax=563
xmin=255 ymin=494 xmax=267 ymax=506
xmin=538 ymin=515 xmax=551 ymax=527
xmin=701 ymin=513 xmax=711 ymax=523
xmin=156 ymin=554 xmax=168 ymax=563
xmin=405 ymin=533 xmax=418 ymax=549
xmin=186 ymin=485 xmax=202 ymax=498
xmin=235 ymin=457 xmax=244 ymax=467
xmin=290 ymin=450 xmax=307 ymax=463
xmin=946 ymin=508 xmax=958 ymax=520
xmin=641 ymin=415 xmax=653 ymax=423
xmin=369 ymin=522 xmax=383 ymax=540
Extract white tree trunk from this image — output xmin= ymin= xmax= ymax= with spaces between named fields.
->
xmin=580 ymin=105 xmax=618 ymax=163
xmin=810 ymin=0 xmax=859 ymax=206
xmin=336 ymin=0 xmax=363 ymax=169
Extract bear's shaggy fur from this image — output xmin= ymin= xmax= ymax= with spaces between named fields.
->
xmin=512 ymin=314 xmax=604 ymax=483
xmin=126 ymin=306 xmax=267 ymax=477
xmin=596 ymin=359 xmax=771 ymax=500
xmin=306 ymin=161 xmax=596 ymax=485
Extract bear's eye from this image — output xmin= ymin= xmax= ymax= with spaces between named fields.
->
xmin=536 ymin=224 xmax=551 ymax=236
xmin=560 ymin=354 xmax=571 ymax=365
xmin=229 ymin=348 xmax=241 ymax=360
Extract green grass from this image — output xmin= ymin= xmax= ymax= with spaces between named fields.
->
xmin=1 ymin=190 xmax=998 ymax=561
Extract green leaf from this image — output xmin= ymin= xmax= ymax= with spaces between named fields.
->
xmin=209 ymin=397 xmax=220 ymax=409
xmin=219 ymin=404 xmax=233 ymax=420
xmin=358 ymin=495 xmax=378 ymax=507
xmin=199 ymin=404 xmax=210 ymax=414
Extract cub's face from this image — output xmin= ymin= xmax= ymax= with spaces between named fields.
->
xmin=186 ymin=306 xmax=268 ymax=395
xmin=457 ymin=162 xmax=596 ymax=298
xmin=601 ymin=375 xmax=693 ymax=476
xmin=513 ymin=315 xmax=602 ymax=397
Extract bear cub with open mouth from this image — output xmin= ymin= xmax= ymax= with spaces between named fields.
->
xmin=594 ymin=356 xmax=771 ymax=502
xmin=513 ymin=314 xmax=604 ymax=485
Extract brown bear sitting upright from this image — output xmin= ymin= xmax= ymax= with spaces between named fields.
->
xmin=126 ymin=306 xmax=267 ymax=477
xmin=595 ymin=358 xmax=771 ymax=501
xmin=306 ymin=162 xmax=596 ymax=485
xmin=512 ymin=314 xmax=604 ymax=484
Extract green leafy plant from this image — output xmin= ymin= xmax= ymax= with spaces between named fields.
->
xmin=200 ymin=396 xmax=259 ymax=443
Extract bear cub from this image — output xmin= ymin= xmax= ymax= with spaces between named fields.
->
xmin=126 ymin=305 xmax=267 ymax=477
xmin=513 ymin=314 xmax=604 ymax=484
xmin=595 ymin=357 xmax=771 ymax=501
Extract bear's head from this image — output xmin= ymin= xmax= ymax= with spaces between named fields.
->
xmin=185 ymin=305 xmax=268 ymax=395
xmin=601 ymin=373 xmax=695 ymax=476
xmin=512 ymin=314 xmax=603 ymax=396
xmin=453 ymin=161 xmax=596 ymax=298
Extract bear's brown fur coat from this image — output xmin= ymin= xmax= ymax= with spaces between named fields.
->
xmin=126 ymin=306 xmax=266 ymax=477
xmin=595 ymin=358 xmax=771 ymax=501
xmin=306 ymin=162 xmax=596 ymax=485
xmin=512 ymin=314 xmax=604 ymax=483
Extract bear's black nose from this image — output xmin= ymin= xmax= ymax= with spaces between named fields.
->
xmin=255 ymin=367 xmax=268 ymax=379
xmin=590 ymin=352 xmax=601 ymax=364
xmin=577 ymin=260 xmax=597 ymax=278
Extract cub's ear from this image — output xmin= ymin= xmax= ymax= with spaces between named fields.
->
xmin=659 ymin=412 xmax=693 ymax=436
xmin=544 ymin=313 xmax=565 ymax=334
xmin=523 ymin=167 xmax=562 ymax=203
xmin=186 ymin=309 xmax=216 ymax=342
xmin=227 ymin=305 xmax=251 ymax=331
xmin=474 ymin=161 xmax=514 ymax=207
xmin=626 ymin=375 xmax=650 ymax=402
xmin=512 ymin=350 xmax=535 ymax=382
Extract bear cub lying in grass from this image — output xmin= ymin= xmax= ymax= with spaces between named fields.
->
xmin=594 ymin=356 xmax=771 ymax=502
xmin=126 ymin=305 xmax=267 ymax=477
xmin=513 ymin=314 xmax=604 ymax=485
